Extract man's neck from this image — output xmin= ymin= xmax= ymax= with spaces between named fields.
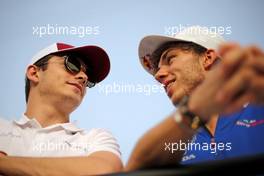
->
xmin=205 ymin=114 xmax=218 ymax=136
xmin=25 ymin=98 xmax=70 ymax=128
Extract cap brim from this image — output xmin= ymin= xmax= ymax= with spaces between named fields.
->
xmin=138 ymin=35 xmax=188 ymax=75
xmin=51 ymin=45 xmax=110 ymax=83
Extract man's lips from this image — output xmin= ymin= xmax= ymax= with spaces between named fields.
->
xmin=67 ymin=82 xmax=83 ymax=94
xmin=163 ymin=80 xmax=176 ymax=98
xmin=166 ymin=85 xmax=174 ymax=98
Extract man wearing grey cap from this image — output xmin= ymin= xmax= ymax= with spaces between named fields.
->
xmin=126 ymin=26 xmax=264 ymax=170
xmin=0 ymin=43 xmax=123 ymax=175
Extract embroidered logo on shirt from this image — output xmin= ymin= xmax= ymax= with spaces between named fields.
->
xmin=236 ymin=119 xmax=264 ymax=128
xmin=182 ymin=154 xmax=196 ymax=162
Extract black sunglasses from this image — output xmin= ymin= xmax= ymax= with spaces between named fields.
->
xmin=63 ymin=55 xmax=96 ymax=88
xmin=38 ymin=54 xmax=96 ymax=88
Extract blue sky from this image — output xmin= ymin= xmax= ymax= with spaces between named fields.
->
xmin=0 ymin=0 xmax=263 ymax=164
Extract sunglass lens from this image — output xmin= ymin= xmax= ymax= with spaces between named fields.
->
xmin=67 ymin=56 xmax=81 ymax=73
xmin=64 ymin=55 xmax=95 ymax=88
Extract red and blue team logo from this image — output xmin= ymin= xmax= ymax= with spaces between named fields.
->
xmin=236 ymin=118 xmax=264 ymax=128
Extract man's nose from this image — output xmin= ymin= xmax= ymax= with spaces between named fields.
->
xmin=154 ymin=66 xmax=169 ymax=84
xmin=76 ymin=71 xmax=88 ymax=86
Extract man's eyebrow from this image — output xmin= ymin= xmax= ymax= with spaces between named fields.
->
xmin=156 ymin=49 xmax=169 ymax=70
xmin=156 ymin=48 xmax=177 ymax=72
xmin=159 ymin=48 xmax=175 ymax=63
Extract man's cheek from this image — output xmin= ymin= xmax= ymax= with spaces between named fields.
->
xmin=83 ymin=89 xmax=87 ymax=96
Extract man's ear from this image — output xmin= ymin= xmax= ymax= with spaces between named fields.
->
xmin=201 ymin=49 xmax=219 ymax=70
xmin=26 ymin=65 xmax=40 ymax=85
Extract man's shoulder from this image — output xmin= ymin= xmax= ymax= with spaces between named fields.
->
xmin=84 ymin=128 xmax=115 ymax=139
xmin=245 ymin=104 xmax=264 ymax=111
xmin=239 ymin=104 xmax=264 ymax=119
xmin=82 ymin=128 xmax=119 ymax=147
xmin=80 ymin=128 xmax=121 ymax=157
xmin=221 ymin=104 xmax=264 ymax=120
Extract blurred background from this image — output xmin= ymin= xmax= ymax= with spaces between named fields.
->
xmin=0 ymin=0 xmax=263 ymax=164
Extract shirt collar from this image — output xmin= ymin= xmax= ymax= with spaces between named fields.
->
xmin=14 ymin=114 xmax=41 ymax=128
xmin=59 ymin=122 xmax=84 ymax=133
xmin=14 ymin=114 xmax=84 ymax=133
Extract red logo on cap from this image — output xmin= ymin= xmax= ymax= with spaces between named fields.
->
xmin=57 ymin=43 xmax=74 ymax=50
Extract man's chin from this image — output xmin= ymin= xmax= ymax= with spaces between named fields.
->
xmin=171 ymin=98 xmax=180 ymax=107
xmin=62 ymin=92 xmax=83 ymax=105
xmin=170 ymin=91 xmax=186 ymax=107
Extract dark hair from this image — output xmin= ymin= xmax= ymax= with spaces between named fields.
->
xmin=151 ymin=41 xmax=207 ymax=71
xmin=25 ymin=55 xmax=54 ymax=103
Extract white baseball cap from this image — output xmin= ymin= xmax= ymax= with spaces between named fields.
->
xmin=138 ymin=26 xmax=225 ymax=75
xmin=28 ymin=42 xmax=110 ymax=84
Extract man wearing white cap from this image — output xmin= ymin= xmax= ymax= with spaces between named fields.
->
xmin=126 ymin=26 xmax=264 ymax=170
xmin=0 ymin=43 xmax=123 ymax=175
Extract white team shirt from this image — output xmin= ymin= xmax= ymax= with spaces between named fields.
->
xmin=0 ymin=115 xmax=121 ymax=158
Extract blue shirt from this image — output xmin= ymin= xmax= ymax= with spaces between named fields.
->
xmin=181 ymin=104 xmax=264 ymax=164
